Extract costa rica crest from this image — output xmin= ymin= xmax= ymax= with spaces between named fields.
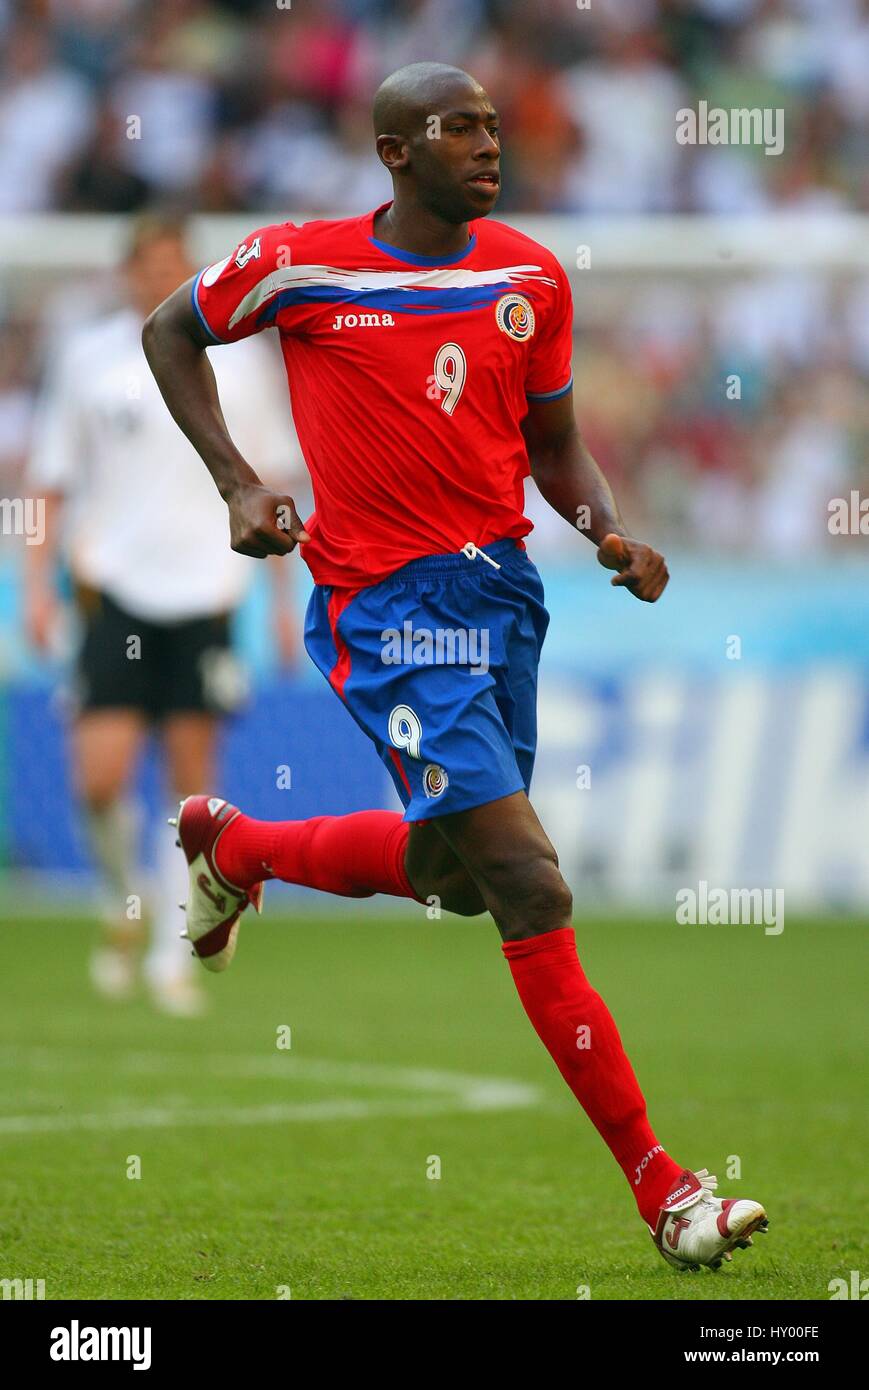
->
xmin=495 ymin=293 xmax=535 ymax=342
xmin=422 ymin=763 xmax=449 ymax=799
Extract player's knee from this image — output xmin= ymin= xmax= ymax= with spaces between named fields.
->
xmin=484 ymin=850 xmax=572 ymax=940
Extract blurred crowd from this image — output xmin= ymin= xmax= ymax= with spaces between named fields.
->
xmin=1 ymin=0 xmax=867 ymax=217
xmin=527 ymin=271 xmax=869 ymax=555
xmin=0 ymin=0 xmax=867 ymax=557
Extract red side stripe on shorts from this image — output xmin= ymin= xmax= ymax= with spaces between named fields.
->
xmin=325 ymin=587 xmax=360 ymax=700
xmin=388 ymin=746 xmax=412 ymax=797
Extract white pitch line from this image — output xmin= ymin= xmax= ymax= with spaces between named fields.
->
xmin=0 ymin=1046 xmax=529 ymax=1092
xmin=0 ymin=1047 xmax=541 ymax=1137
xmin=0 ymin=1095 xmax=532 ymax=1136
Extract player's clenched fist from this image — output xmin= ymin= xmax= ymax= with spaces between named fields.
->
xmin=597 ymin=532 xmax=669 ymax=603
xmin=226 ymin=482 xmax=310 ymax=558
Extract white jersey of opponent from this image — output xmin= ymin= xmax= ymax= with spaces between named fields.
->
xmin=29 ymin=308 xmax=299 ymax=622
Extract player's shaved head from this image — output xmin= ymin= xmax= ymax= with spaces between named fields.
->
xmin=372 ymin=61 xmax=501 ymax=229
xmin=373 ymin=63 xmax=485 ymax=138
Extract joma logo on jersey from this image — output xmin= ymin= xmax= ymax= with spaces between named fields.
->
xmin=332 ymin=312 xmax=396 ymax=331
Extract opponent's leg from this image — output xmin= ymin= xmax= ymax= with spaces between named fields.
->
xmin=433 ymin=789 xmax=684 ymax=1227
xmin=73 ymin=709 xmax=147 ymax=997
xmin=148 ymin=712 xmax=216 ymax=1014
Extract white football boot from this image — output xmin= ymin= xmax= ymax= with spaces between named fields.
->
xmin=168 ymin=795 xmax=264 ymax=973
xmin=652 ymin=1168 xmax=769 ymax=1271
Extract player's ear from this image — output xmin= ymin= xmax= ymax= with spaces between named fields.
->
xmin=376 ymin=133 xmax=409 ymax=171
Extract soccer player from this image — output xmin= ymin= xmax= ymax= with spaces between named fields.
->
xmin=143 ymin=65 xmax=768 ymax=1267
xmin=27 ymin=212 xmax=300 ymax=1016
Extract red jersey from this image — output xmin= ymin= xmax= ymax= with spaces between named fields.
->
xmin=193 ymin=201 xmax=574 ymax=588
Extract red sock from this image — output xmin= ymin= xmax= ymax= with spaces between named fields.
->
xmin=503 ymin=927 xmax=682 ymax=1226
xmin=215 ymin=809 xmax=421 ymax=901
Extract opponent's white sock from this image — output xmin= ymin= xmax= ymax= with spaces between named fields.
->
xmin=84 ymin=798 xmax=142 ymax=925
xmin=144 ymin=806 xmax=196 ymax=988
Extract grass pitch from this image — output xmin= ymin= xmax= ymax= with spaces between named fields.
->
xmin=0 ymin=908 xmax=865 ymax=1300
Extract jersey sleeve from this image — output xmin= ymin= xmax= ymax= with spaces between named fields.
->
xmin=192 ymin=222 xmax=299 ymax=345
xmin=524 ymin=260 xmax=575 ymax=402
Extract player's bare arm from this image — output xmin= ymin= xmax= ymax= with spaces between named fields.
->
xmin=142 ymin=285 xmax=308 ymax=558
xmin=523 ymin=391 xmax=669 ymax=603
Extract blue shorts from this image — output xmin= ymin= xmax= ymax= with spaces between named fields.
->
xmin=304 ymin=539 xmax=550 ymax=821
